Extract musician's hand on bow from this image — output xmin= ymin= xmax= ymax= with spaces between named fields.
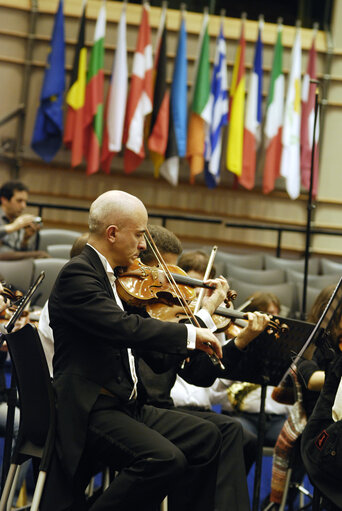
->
xmin=11 ymin=314 xmax=29 ymax=332
xmin=235 ymin=311 xmax=271 ymax=350
xmin=201 ymin=276 xmax=229 ymax=316
xmin=194 ymin=328 xmax=223 ymax=359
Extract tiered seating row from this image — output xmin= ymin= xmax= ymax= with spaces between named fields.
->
xmin=199 ymin=250 xmax=342 ymax=318
xmin=0 ymin=228 xmax=341 ymax=317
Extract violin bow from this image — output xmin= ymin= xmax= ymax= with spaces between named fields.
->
xmin=144 ymin=230 xmax=224 ymax=369
xmin=193 ymin=246 xmax=217 ymax=315
xmin=144 ymin=229 xmax=199 ymax=326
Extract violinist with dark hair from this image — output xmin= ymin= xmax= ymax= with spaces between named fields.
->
xmin=44 ymin=190 xmax=232 ymax=511
xmin=138 ymin=228 xmax=271 ymax=511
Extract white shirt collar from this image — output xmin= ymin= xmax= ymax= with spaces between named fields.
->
xmin=86 ymin=243 xmax=116 ymax=285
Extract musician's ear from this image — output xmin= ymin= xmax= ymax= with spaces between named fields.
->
xmin=107 ymin=225 xmax=118 ymax=243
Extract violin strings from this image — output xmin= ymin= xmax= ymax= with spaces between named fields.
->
xmin=144 ymin=230 xmax=200 ymax=327
xmin=144 ymin=231 xmax=194 ymax=320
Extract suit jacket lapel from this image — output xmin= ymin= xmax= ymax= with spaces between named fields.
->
xmin=82 ymin=245 xmax=134 ymax=380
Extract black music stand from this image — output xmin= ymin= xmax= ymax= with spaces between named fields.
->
xmin=279 ymin=276 xmax=342 ymax=387
xmin=234 ymin=277 xmax=342 ymax=511
xmin=227 ymin=317 xmax=316 ymax=511
xmin=0 ymin=272 xmax=45 ymax=492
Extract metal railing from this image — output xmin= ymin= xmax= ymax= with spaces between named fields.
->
xmin=28 ymin=201 xmax=342 ymax=257
xmin=225 ymin=221 xmax=342 ymax=257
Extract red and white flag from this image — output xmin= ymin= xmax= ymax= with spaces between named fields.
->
xmin=301 ymin=31 xmax=319 ymax=198
xmin=123 ymin=3 xmax=153 ymax=173
xmin=101 ymin=4 xmax=127 ymax=173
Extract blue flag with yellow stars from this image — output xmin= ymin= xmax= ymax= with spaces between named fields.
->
xmin=31 ymin=0 xmax=65 ymax=162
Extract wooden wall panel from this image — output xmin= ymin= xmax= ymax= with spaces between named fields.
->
xmin=0 ymin=0 xmax=341 ymax=257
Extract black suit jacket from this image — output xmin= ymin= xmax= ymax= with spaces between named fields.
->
xmin=48 ymin=245 xmax=190 ymax=483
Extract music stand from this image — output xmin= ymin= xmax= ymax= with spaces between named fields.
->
xmin=240 ymin=277 xmax=342 ymax=511
xmin=279 ymin=276 xmax=342 ymax=387
xmin=227 ymin=315 xmax=317 ymax=511
xmin=0 ymin=271 xmax=45 ymax=492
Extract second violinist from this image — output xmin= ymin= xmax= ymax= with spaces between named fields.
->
xmin=138 ymin=224 xmax=271 ymax=511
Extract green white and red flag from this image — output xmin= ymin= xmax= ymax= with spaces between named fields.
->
xmin=186 ymin=10 xmax=211 ymax=182
xmin=83 ymin=2 xmax=106 ymax=175
xmin=262 ymin=22 xmax=284 ymax=194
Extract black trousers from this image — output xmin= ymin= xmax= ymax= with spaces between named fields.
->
xmin=84 ymin=396 xmax=221 ymax=511
xmin=176 ymin=407 xmax=252 ymax=511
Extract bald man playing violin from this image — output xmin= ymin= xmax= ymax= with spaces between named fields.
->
xmin=44 ymin=190 xmax=234 ymax=511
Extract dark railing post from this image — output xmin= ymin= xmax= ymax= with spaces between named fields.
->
xmin=276 ymin=230 xmax=282 ymax=258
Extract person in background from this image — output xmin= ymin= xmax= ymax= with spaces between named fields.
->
xmin=210 ymin=291 xmax=289 ymax=448
xmin=297 ymin=284 xmax=342 ymax=420
xmin=0 ymin=181 xmax=49 ymax=260
xmin=266 ymin=284 xmax=342 ymax=510
xmin=38 ymin=232 xmax=90 ymax=376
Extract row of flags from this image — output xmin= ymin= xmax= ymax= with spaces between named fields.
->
xmin=30 ymin=0 xmax=320 ymax=199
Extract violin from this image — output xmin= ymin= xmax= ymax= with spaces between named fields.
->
xmin=116 ymin=258 xmax=226 ymax=308
xmin=146 ymin=301 xmax=289 ymax=338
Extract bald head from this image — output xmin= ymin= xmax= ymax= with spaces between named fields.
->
xmin=88 ymin=191 xmax=147 ymax=236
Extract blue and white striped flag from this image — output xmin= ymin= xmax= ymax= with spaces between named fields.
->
xmin=204 ymin=23 xmax=228 ymax=188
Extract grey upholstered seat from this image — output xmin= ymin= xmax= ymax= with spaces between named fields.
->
xmin=265 ymin=255 xmax=320 ymax=275
xmin=37 ymin=229 xmax=82 ymax=252
xmin=228 ymin=278 xmax=296 ymax=317
xmin=295 ymin=283 xmax=321 ymax=316
xmin=212 ymin=251 xmax=265 ymax=271
xmin=226 ymin=264 xmax=286 ymax=285
xmin=30 ymin=258 xmax=67 ymax=307
xmin=320 ymin=258 xmax=342 ymax=275
xmin=47 ymin=244 xmax=72 ymax=259
xmin=0 ymin=259 xmax=34 ymax=292
xmin=286 ymin=269 xmax=340 ymax=290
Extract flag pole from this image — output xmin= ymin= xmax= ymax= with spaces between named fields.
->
xmin=301 ymin=81 xmax=320 ymax=319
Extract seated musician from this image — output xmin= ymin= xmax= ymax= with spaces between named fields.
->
xmin=43 ymin=190 xmax=232 ymax=511
xmin=138 ymin=225 xmax=271 ymax=511
xmin=209 ymin=291 xmax=290 ymax=448
xmin=0 ymin=281 xmax=31 ymax=505
xmin=266 ymin=284 xmax=342 ymax=509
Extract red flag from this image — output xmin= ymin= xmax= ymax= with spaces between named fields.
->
xmin=123 ymin=5 xmax=153 ymax=174
xmin=148 ymin=12 xmax=169 ymax=175
xmin=301 ymin=34 xmax=319 ymax=198
xmin=101 ymin=5 xmax=127 ymax=174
